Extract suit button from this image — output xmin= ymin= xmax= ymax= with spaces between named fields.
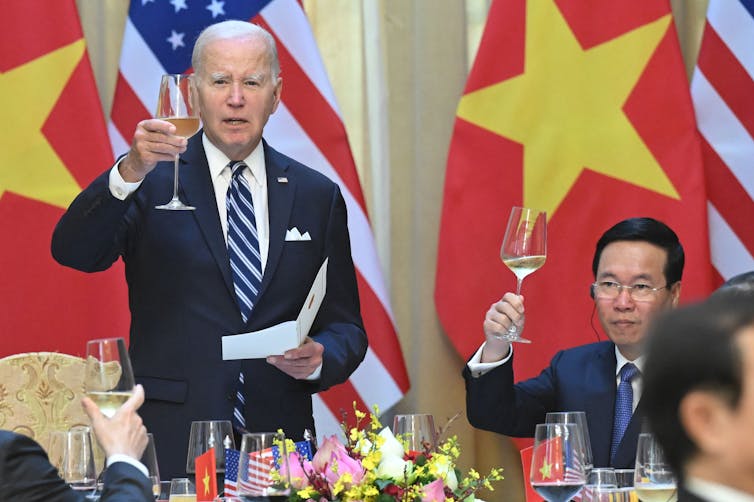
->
xmin=226 ymin=393 xmax=235 ymax=402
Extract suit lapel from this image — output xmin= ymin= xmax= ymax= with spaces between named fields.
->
xmin=179 ymin=136 xmax=235 ymax=299
xmin=255 ymin=143 xmax=294 ymax=306
xmin=585 ymin=343 xmax=618 ymax=468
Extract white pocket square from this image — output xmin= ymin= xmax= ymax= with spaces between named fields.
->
xmin=285 ymin=227 xmax=311 ymax=241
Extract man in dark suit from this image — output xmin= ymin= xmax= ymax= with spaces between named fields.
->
xmin=0 ymin=385 xmax=152 ymax=501
xmin=463 ymin=217 xmax=683 ymax=468
xmin=643 ymin=293 xmax=754 ymax=502
xmin=51 ymin=20 xmax=367 ymax=479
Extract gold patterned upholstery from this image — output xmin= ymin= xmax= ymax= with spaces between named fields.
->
xmin=0 ymin=352 xmax=92 ymax=454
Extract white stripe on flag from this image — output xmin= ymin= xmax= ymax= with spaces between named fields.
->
xmin=350 ymin=349 xmax=404 ymax=407
xmin=119 ymin=17 xmax=164 ymax=113
xmin=691 ymin=69 xmax=754 ymax=200
xmin=260 ymin=0 xmax=340 ymax=114
xmin=708 ymin=202 xmax=754 ymax=280
xmin=706 ymin=0 xmax=754 ymax=78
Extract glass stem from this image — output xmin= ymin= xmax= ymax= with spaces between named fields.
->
xmin=515 ymin=277 xmax=523 ymax=295
xmin=171 ymin=154 xmax=180 ymax=200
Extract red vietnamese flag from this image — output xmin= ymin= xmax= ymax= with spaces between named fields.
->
xmin=436 ymin=0 xmax=716 ymax=377
xmin=0 ymin=1 xmax=128 ymax=357
xmin=195 ymin=447 xmax=218 ymax=501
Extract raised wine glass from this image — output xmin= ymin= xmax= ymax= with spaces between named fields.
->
xmin=530 ymin=423 xmax=587 ymax=502
xmin=499 ymin=206 xmax=547 ymax=343
xmin=155 ymin=73 xmax=200 ymax=211
xmin=84 ymin=337 xmax=135 ymax=418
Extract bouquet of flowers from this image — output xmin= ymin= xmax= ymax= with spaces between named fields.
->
xmin=278 ymin=406 xmax=503 ymax=502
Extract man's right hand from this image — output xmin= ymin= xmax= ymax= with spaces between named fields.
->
xmin=82 ymin=384 xmax=148 ymax=460
xmin=481 ymin=292 xmax=525 ymax=363
xmin=119 ymin=119 xmax=188 ymax=182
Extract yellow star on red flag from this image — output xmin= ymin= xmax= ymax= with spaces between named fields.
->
xmin=457 ymin=0 xmax=679 ymax=218
xmin=0 ymin=39 xmax=85 ymax=208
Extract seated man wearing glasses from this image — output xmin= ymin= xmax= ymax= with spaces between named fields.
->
xmin=463 ymin=217 xmax=683 ymax=468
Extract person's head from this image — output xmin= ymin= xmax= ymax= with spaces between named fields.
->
xmin=590 ymin=217 xmax=683 ymax=359
xmin=191 ymin=21 xmax=282 ymax=161
xmin=711 ymin=271 xmax=754 ymax=298
xmin=643 ymin=293 xmax=754 ymax=492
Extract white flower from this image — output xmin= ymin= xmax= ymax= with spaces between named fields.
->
xmin=377 ymin=427 xmax=405 ymax=458
xmin=431 ymin=455 xmax=458 ymax=490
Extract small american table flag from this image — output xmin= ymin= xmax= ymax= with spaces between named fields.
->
xmin=224 ymin=441 xmax=313 ymax=497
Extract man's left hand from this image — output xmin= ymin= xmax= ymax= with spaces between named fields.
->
xmin=267 ymin=337 xmax=323 ymax=379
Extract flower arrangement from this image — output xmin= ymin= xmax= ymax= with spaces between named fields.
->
xmin=278 ymin=405 xmax=503 ymax=502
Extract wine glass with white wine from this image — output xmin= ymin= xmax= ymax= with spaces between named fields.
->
xmin=155 ymin=73 xmax=200 ymax=211
xmin=499 ymin=206 xmax=547 ymax=343
xmin=84 ymin=337 xmax=135 ymax=418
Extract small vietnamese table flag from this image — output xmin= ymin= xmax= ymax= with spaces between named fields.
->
xmin=195 ymin=447 xmax=217 ymax=501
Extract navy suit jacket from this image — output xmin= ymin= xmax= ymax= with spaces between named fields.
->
xmin=463 ymin=341 xmax=643 ymax=468
xmin=52 ymin=137 xmax=368 ymax=478
xmin=0 ymin=430 xmax=152 ymax=502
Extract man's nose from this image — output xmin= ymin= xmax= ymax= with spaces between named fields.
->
xmin=227 ymin=82 xmax=245 ymax=105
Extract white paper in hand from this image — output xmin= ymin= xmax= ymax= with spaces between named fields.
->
xmin=221 ymin=258 xmax=328 ymax=359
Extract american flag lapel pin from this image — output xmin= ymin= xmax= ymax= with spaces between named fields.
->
xmin=277 ymin=177 xmax=288 ymax=183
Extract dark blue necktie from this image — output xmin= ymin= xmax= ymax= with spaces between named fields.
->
xmin=611 ymin=362 xmax=639 ymax=462
xmin=226 ymin=161 xmax=262 ymax=431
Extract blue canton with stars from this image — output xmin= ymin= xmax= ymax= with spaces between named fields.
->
xmin=130 ymin=0 xmax=274 ymax=74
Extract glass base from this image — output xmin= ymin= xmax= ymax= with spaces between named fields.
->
xmin=492 ymin=333 xmax=532 ymax=344
xmin=155 ymin=198 xmax=195 ymax=210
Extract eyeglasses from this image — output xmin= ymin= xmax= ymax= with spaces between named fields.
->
xmin=592 ymin=281 xmax=669 ymax=302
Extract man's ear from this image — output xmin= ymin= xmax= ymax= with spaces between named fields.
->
xmin=679 ymin=390 xmax=731 ymax=456
xmin=669 ymin=281 xmax=682 ymax=308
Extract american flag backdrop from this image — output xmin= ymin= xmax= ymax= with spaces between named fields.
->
xmin=109 ymin=0 xmax=409 ymax=438
xmin=691 ymin=0 xmax=754 ymax=280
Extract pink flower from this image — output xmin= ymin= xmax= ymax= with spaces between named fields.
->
xmin=421 ymin=479 xmax=447 ymax=502
xmin=312 ymin=435 xmax=365 ymax=487
xmin=280 ymin=451 xmax=311 ymax=489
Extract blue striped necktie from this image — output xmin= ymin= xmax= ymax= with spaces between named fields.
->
xmin=226 ymin=161 xmax=263 ymax=431
xmin=611 ymin=362 xmax=639 ymax=463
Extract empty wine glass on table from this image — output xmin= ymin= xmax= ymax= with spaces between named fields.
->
xmin=238 ymin=432 xmax=290 ymax=497
xmin=140 ymin=433 xmax=161 ymax=499
xmin=186 ymin=420 xmax=235 ymax=476
xmin=392 ymin=413 xmax=438 ymax=453
xmin=155 ymin=73 xmax=200 ymax=211
xmin=545 ymin=411 xmax=594 ymax=475
xmin=499 ymin=206 xmax=547 ymax=343
xmin=84 ymin=338 xmax=135 ymax=418
xmin=61 ymin=426 xmax=98 ymax=492
xmin=530 ymin=423 xmax=587 ymax=502
xmin=634 ymin=433 xmax=677 ymax=502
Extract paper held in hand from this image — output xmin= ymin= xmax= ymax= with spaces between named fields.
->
xmin=221 ymin=258 xmax=328 ymax=359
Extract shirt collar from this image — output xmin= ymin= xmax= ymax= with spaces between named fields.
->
xmin=202 ymin=134 xmax=266 ymax=187
xmin=615 ymin=346 xmax=644 ymax=376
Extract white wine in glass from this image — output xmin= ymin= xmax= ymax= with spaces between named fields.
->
xmin=84 ymin=338 xmax=135 ymax=418
xmin=155 ymin=73 xmax=200 ymax=211
xmin=499 ymin=206 xmax=547 ymax=343
xmin=634 ymin=433 xmax=677 ymax=502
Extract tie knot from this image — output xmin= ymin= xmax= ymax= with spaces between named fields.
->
xmin=620 ymin=363 xmax=639 ymax=382
xmin=229 ymin=161 xmax=247 ymax=178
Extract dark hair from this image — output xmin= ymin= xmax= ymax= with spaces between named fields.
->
xmin=642 ymin=294 xmax=754 ymax=475
xmin=592 ymin=217 xmax=684 ymax=285
xmin=712 ymin=271 xmax=754 ymax=297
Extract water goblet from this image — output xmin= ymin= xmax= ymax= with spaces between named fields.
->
xmin=545 ymin=411 xmax=594 ymax=475
xmin=238 ymin=432 xmax=289 ymax=497
xmin=392 ymin=413 xmax=438 ymax=453
xmin=530 ymin=423 xmax=586 ymax=502
xmin=61 ymin=426 xmax=97 ymax=491
xmin=186 ymin=420 xmax=235 ymax=475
